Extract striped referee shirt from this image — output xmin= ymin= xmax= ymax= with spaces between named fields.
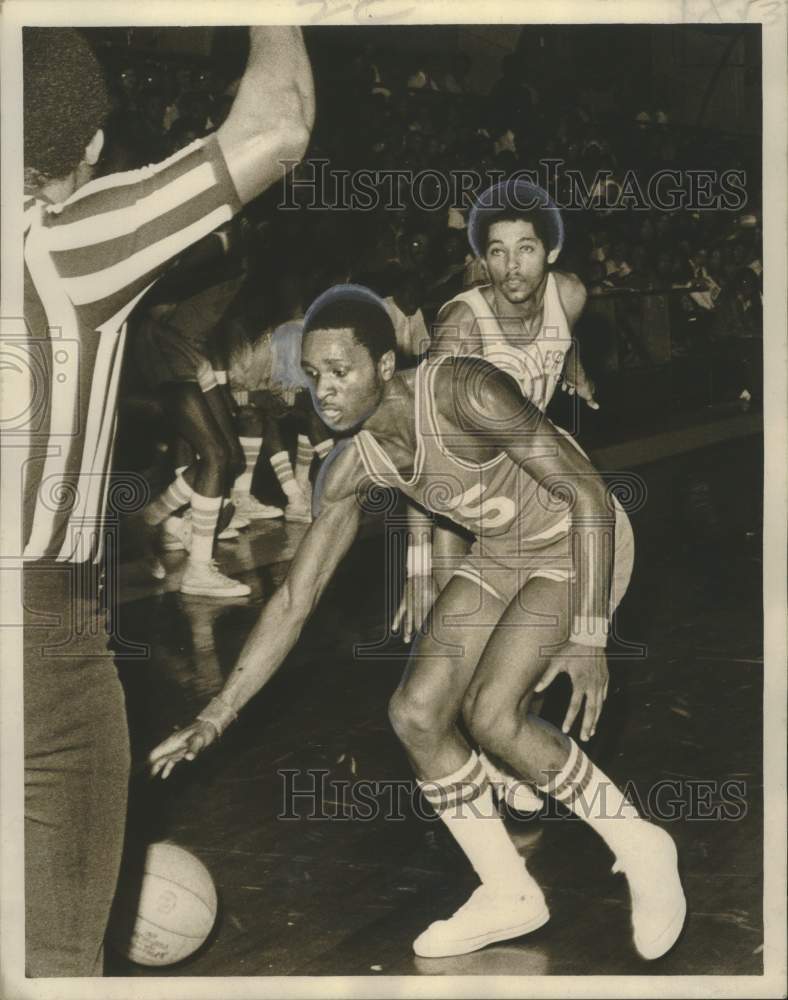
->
xmin=20 ymin=134 xmax=242 ymax=564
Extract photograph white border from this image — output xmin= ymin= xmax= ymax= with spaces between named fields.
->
xmin=1 ymin=2 xmax=785 ymax=998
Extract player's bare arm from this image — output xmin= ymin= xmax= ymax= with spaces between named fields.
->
xmin=217 ymin=26 xmax=314 ymax=207
xmin=393 ymin=504 xmax=470 ymax=641
xmin=392 ymin=299 xmax=477 ymax=635
xmin=436 ymin=357 xmax=613 ymax=738
xmin=149 ymin=444 xmax=365 ymax=778
xmin=431 ymin=517 xmax=472 ymax=594
xmin=555 ymin=271 xmax=598 ymax=408
xmin=392 ymin=501 xmax=434 ymax=642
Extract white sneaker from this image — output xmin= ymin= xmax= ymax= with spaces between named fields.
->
xmin=479 ymin=752 xmax=543 ymax=814
xmin=180 ymin=560 xmax=251 ymax=598
xmin=613 ymin=823 xmax=686 ymax=960
xmin=228 ymin=511 xmax=250 ymax=530
xmin=161 ymin=515 xmax=190 ymax=551
xmin=150 ymin=557 xmax=167 ymax=580
xmin=136 ymin=515 xmax=169 ymax=577
xmin=232 ymin=492 xmax=284 ymax=520
xmin=284 ymin=499 xmax=312 ymax=524
xmin=174 ymin=510 xmax=239 ymax=544
xmin=216 ymin=523 xmax=240 ymax=541
xmin=413 ymin=880 xmax=550 ymax=958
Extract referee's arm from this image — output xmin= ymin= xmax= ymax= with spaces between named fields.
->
xmin=217 ymin=26 xmax=314 ymax=207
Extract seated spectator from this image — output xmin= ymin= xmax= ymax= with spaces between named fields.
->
xmin=443 ymin=51 xmax=472 ymax=95
xmin=383 ymin=270 xmax=431 ymax=365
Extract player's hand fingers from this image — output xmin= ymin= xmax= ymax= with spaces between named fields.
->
xmin=161 ymin=757 xmax=180 ymax=780
xmin=186 ymin=733 xmax=207 ymax=757
xmin=403 ymin=604 xmax=414 ymax=644
xmin=418 ymin=582 xmax=433 ymax=635
xmin=148 ymin=733 xmax=188 ymax=766
xmin=534 ymin=659 xmax=561 ymax=693
xmin=562 ymin=687 xmax=584 ymax=734
xmin=591 ymin=689 xmax=605 ymax=736
xmin=586 ymin=397 xmax=600 ymax=410
xmin=392 ymin=593 xmax=406 ymax=632
xmin=580 ymin=688 xmax=598 ymax=741
xmin=150 ymin=757 xmax=167 ymax=778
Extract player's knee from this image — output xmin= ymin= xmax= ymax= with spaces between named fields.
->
xmin=200 ymin=436 xmax=229 ymax=475
xmin=236 ymin=406 xmax=262 ymax=438
xmin=230 ymin=446 xmax=245 ymax=478
xmin=388 ymin=688 xmax=445 ymax=750
xmin=462 ymin=683 xmax=519 ymax=752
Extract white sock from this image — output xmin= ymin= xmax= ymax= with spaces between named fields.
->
xmin=295 ymin=434 xmax=312 ymax=490
xmin=270 ymin=450 xmax=299 ymax=499
xmin=419 ymin=751 xmax=534 ymax=890
xmin=314 ymin=438 xmax=334 ymax=460
xmin=537 ymin=738 xmax=646 ymax=862
xmin=189 ymin=492 xmax=222 ymax=563
xmin=143 ymin=473 xmax=193 ymax=526
xmin=233 ymin=437 xmax=261 ymax=496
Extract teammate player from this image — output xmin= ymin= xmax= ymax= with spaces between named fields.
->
xmin=150 ymin=285 xmax=686 ymax=962
xmin=435 ymin=179 xmax=597 ymax=404
xmin=20 ymin=26 xmax=313 ymax=975
xmin=397 ymin=180 xmax=599 ymax=640
xmin=398 ymin=179 xmax=601 ymax=809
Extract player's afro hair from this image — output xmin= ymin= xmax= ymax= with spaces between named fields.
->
xmin=24 ymin=28 xmax=110 ymax=182
xmin=468 ymin=178 xmax=564 ymax=258
xmin=303 ymin=285 xmax=396 ymax=363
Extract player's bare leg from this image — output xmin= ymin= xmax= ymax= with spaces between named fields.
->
xmin=462 ymin=577 xmax=686 ymax=961
xmin=389 ymin=576 xmax=550 ymax=958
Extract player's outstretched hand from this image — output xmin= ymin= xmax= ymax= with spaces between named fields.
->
xmin=149 ymin=720 xmax=218 ymax=780
xmin=561 ymin=370 xmax=599 ymax=409
xmin=392 ymin=575 xmax=438 ymax=644
xmin=534 ymin=644 xmax=609 ymax=741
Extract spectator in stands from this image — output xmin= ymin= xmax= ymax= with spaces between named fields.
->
xmin=443 ymin=51 xmax=472 ymax=95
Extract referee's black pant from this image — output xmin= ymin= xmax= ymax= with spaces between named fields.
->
xmin=24 ymin=566 xmax=130 ymax=976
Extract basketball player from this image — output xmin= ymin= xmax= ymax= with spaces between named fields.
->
xmin=435 ymin=178 xmax=598 ymax=408
xmin=21 ymin=26 xmax=313 ymax=975
xmin=150 ymin=285 xmax=686 ymax=962
xmin=397 ymin=179 xmax=602 ymax=808
xmin=398 ymin=179 xmax=599 ymax=631
xmin=135 ymin=246 xmax=252 ymax=595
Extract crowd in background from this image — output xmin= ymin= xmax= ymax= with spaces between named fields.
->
xmin=96 ymin=33 xmax=762 ymax=487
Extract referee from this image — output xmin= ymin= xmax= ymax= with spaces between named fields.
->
xmin=21 ymin=26 xmax=313 ymax=976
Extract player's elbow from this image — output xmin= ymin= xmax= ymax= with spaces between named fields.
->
xmin=275 ymin=113 xmax=311 ymax=166
xmin=575 ymin=476 xmax=609 ymax=518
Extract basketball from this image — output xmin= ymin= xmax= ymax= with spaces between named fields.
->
xmin=108 ymin=842 xmax=218 ymax=966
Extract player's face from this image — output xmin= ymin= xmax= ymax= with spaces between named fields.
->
xmin=301 ymin=328 xmax=388 ymax=432
xmin=485 ymin=220 xmax=555 ymax=304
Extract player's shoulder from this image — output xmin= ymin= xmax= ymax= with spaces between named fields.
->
xmin=432 ymin=353 xmax=513 ymax=418
xmin=552 ymin=269 xmax=588 ymax=320
xmin=314 ymin=438 xmax=365 ymax=507
xmin=432 ymin=293 xmax=484 ymax=353
xmin=436 ymin=294 xmax=475 ymax=322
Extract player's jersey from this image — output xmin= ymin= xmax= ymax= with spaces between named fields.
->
xmin=353 ymin=356 xmax=573 ymax=556
xmin=441 ymin=272 xmax=573 ymax=411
